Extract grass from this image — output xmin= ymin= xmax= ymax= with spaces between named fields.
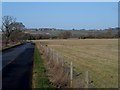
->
xmin=1 ymin=42 xmax=22 ymax=51
xmin=33 ymin=39 xmax=118 ymax=88
xmin=32 ymin=46 xmax=54 ymax=88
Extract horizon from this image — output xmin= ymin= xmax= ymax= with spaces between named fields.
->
xmin=2 ymin=2 xmax=118 ymax=30
xmin=26 ymin=27 xmax=118 ymax=30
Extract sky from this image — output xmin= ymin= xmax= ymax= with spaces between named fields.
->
xmin=2 ymin=2 xmax=118 ymax=30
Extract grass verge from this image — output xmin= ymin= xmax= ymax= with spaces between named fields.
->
xmin=32 ymin=46 xmax=54 ymax=88
xmin=1 ymin=42 xmax=23 ymax=51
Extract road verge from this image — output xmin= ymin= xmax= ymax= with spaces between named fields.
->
xmin=1 ymin=42 xmax=24 ymax=52
xmin=32 ymin=45 xmax=54 ymax=88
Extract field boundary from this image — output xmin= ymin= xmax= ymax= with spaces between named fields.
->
xmin=37 ymin=42 xmax=97 ymax=88
xmin=32 ymin=45 xmax=54 ymax=88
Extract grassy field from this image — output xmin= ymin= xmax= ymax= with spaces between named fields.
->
xmin=33 ymin=39 xmax=118 ymax=88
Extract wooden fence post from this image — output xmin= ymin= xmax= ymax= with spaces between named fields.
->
xmin=51 ymin=48 xmax=53 ymax=61
xmin=52 ymin=49 xmax=54 ymax=61
xmin=45 ymin=47 xmax=47 ymax=59
xmin=56 ymin=53 xmax=59 ymax=64
xmin=50 ymin=48 xmax=52 ymax=61
xmin=70 ymin=61 xmax=73 ymax=88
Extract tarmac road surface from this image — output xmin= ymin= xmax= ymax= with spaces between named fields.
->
xmin=2 ymin=42 xmax=35 ymax=89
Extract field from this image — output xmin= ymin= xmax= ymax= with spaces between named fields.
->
xmin=33 ymin=39 xmax=118 ymax=88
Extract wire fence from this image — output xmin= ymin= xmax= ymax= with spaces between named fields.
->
xmin=37 ymin=42 xmax=97 ymax=88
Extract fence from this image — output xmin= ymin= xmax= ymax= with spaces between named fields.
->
xmin=36 ymin=42 xmax=96 ymax=88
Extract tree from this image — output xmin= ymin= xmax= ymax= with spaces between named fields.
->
xmin=9 ymin=22 xmax=25 ymax=42
xmin=2 ymin=16 xmax=16 ymax=45
xmin=9 ymin=22 xmax=25 ymax=31
xmin=2 ymin=16 xmax=16 ymax=35
xmin=2 ymin=16 xmax=26 ymax=46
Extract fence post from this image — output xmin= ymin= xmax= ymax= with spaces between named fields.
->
xmin=51 ymin=48 xmax=53 ymax=61
xmin=70 ymin=61 xmax=73 ymax=88
xmin=50 ymin=48 xmax=52 ymax=61
xmin=52 ymin=49 xmax=54 ymax=61
xmin=47 ymin=48 xmax=50 ymax=61
xmin=46 ymin=47 xmax=48 ymax=60
xmin=45 ymin=47 xmax=47 ymax=59
xmin=85 ymin=71 xmax=89 ymax=88
xmin=56 ymin=53 xmax=59 ymax=64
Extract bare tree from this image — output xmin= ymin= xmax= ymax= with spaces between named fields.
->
xmin=2 ymin=16 xmax=16 ymax=45
xmin=2 ymin=16 xmax=27 ymax=47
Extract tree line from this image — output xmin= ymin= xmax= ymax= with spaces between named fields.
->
xmin=1 ymin=15 xmax=120 ymax=47
xmin=26 ymin=28 xmax=120 ymax=40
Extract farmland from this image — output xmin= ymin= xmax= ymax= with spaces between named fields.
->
xmin=34 ymin=39 xmax=118 ymax=88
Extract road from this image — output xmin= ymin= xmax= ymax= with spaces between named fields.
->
xmin=1 ymin=42 xmax=35 ymax=89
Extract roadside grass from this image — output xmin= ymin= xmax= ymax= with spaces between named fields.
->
xmin=32 ymin=46 xmax=54 ymax=88
xmin=1 ymin=42 xmax=22 ymax=51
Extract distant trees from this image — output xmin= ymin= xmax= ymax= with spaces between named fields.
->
xmin=25 ymin=34 xmax=51 ymax=40
xmin=24 ymin=28 xmax=119 ymax=40
xmin=59 ymin=31 xmax=72 ymax=39
xmin=25 ymin=31 xmax=72 ymax=40
xmin=78 ymin=36 xmax=86 ymax=39
xmin=106 ymin=29 xmax=113 ymax=38
xmin=118 ymin=30 xmax=120 ymax=38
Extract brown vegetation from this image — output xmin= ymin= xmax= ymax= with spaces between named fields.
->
xmin=33 ymin=39 xmax=118 ymax=88
xmin=36 ymin=42 xmax=70 ymax=88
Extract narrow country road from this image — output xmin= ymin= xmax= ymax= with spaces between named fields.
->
xmin=2 ymin=42 xmax=35 ymax=89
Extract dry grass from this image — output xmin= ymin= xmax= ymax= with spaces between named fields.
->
xmin=33 ymin=39 xmax=118 ymax=88
xmin=36 ymin=42 xmax=70 ymax=88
